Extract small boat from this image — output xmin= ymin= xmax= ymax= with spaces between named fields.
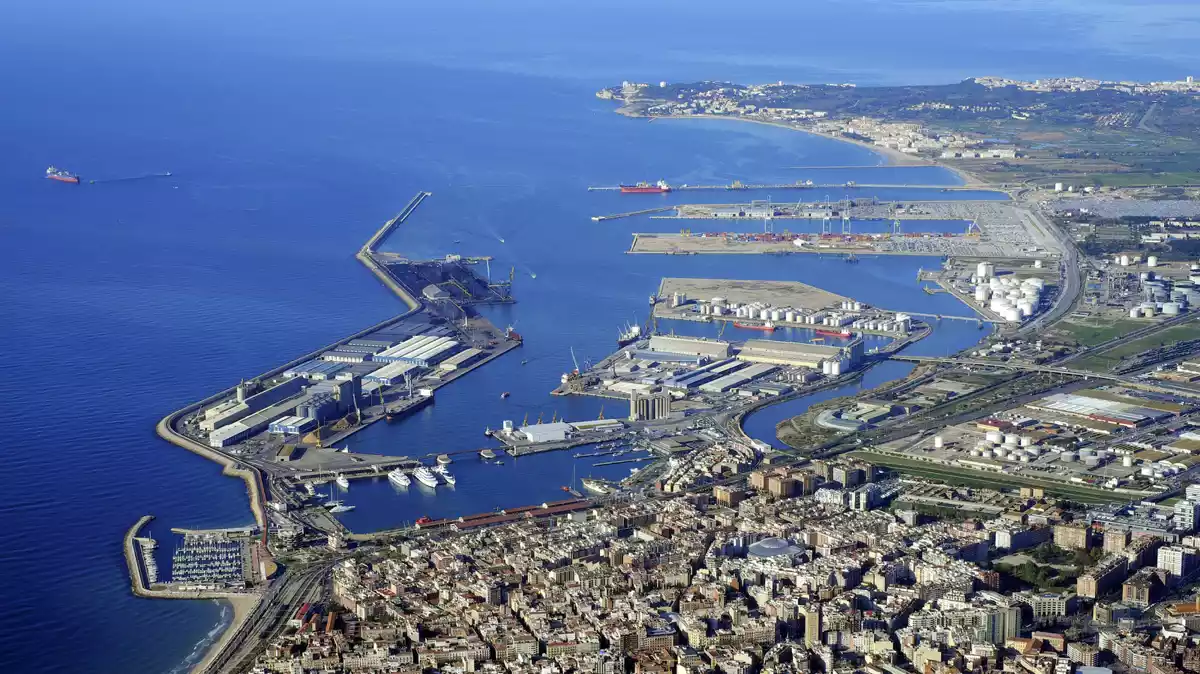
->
xmin=329 ymin=504 xmax=356 ymax=513
xmin=521 ymin=359 xmax=528 ymax=365
xmin=303 ymin=482 xmax=316 ymax=496
xmin=335 ymin=474 xmax=350 ymax=489
xmin=416 ymin=516 xmax=433 ymax=525
xmin=387 ymin=468 xmax=411 ymax=488
xmin=480 ymin=448 xmax=497 ymax=460
xmin=495 ymin=460 xmax=504 ymax=465
xmin=500 ymin=392 xmax=510 ymax=399
xmin=437 ymin=454 xmax=452 ymax=465
xmin=442 ymin=471 xmax=457 ymax=486
xmin=339 ymin=446 xmax=350 ymax=454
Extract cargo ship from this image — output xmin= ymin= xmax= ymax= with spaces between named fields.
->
xmin=617 ymin=323 xmax=642 ymax=348
xmin=733 ymin=321 xmax=775 ymax=332
xmin=620 ymin=180 xmax=671 ymax=194
xmin=815 ymin=328 xmax=853 ymax=338
xmin=45 ymin=166 xmax=80 ymax=184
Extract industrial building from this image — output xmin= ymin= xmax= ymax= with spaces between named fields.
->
xmin=648 ymin=335 xmax=731 ymax=360
xmin=365 ymin=361 xmax=421 ymax=387
xmin=268 ymin=416 xmax=317 ymax=435
xmin=207 ymin=377 xmax=362 ymax=448
xmin=516 ymin=422 xmax=572 ymax=443
xmin=200 ymin=378 xmax=307 ymax=432
xmin=1028 ymin=391 xmax=1182 ymax=429
xmin=284 ymin=360 xmax=349 ymax=381
xmin=320 ymin=350 xmax=373 ymax=364
xmin=374 ymin=335 xmax=460 ymax=367
xmin=737 ymin=338 xmax=864 ymax=372
xmin=662 ymin=358 xmax=747 ymax=392
xmin=699 ymin=363 xmax=779 ymax=393
xmin=629 ymin=390 xmax=672 ymax=421
xmin=438 ymin=348 xmax=483 ymax=372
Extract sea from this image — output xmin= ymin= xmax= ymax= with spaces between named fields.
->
xmin=1 ymin=0 xmax=1196 ymax=671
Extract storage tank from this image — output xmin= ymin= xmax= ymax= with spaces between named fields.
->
xmin=1003 ymin=307 xmax=1022 ymax=322
xmin=985 ymin=430 xmax=1003 ymax=443
xmin=1163 ymin=302 xmax=1181 ymax=316
xmin=1034 ymin=259 xmax=1044 ymax=269
xmin=976 ymin=262 xmax=992 ymax=279
xmin=1120 ymin=254 xmax=1130 ymax=266
xmin=1148 ymin=255 xmax=1159 ymax=267
xmin=853 ymin=302 xmax=862 ymax=311
xmin=975 ymin=286 xmax=990 ymax=302
xmin=1130 ymin=307 xmax=1141 ymax=318
xmin=785 ymin=310 xmax=796 ymax=322
xmin=933 ymin=436 xmax=945 ymax=449
xmin=712 ymin=306 xmax=724 ymax=316
xmin=1017 ymin=302 xmax=1033 ymax=317
xmin=1141 ymin=467 xmax=1154 ymax=476
xmin=770 ymin=309 xmax=783 ymax=321
xmin=1019 ymin=455 xmax=1031 ymax=463
xmin=1061 ymin=452 xmax=1077 ymax=462
xmin=971 ymin=449 xmax=983 ymax=457
xmin=1123 ymin=455 xmax=1134 ymax=467
xmin=1004 ymin=433 xmax=1019 ymax=446
xmin=1020 ymin=436 xmax=1033 ymax=447
xmin=1143 ymin=306 xmax=1156 ymax=318
xmin=1084 ymin=457 xmax=1101 ymax=468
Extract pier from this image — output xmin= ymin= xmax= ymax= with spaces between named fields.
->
xmin=123 ymin=515 xmax=155 ymax=595
xmin=591 ymin=206 xmax=676 ymax=222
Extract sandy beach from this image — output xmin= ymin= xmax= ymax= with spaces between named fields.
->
xmin=191 ymin=594 xmax=261 ymax=674
xmin=617 ymin=106 xmax=990 ymax=188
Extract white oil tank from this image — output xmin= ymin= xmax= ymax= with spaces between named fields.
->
xmin=1148 ymin=255 xmax=1158 ymax=267
xmin=985 ymin=430 xmax=1003 ymax=443
xmin=934 ymin=436 xmax=945 ymax=449
xmin=1020 ymin=436 xmax=1033 ymax=447
xmin=975 ymin=285 xmax=990 ymax=302
xmin=1123 ymin=455 xmax=1134 ymax=467
xmin=785 ymin=310 xmax=796 ymax=322
xmin=1163 ymin=302 xmax=1181 ymax=316
xmin=1120 ymin=254 xmax=1130 ymax=266
xmin=1034 ymin=259 xmax=1043 ymax=269
xmin=1129 ymin=307 xmax=1141 ymax=318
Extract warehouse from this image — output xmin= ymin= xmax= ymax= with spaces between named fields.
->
xmin=208 ymin=393 xmax=307 ymax=447
xmin=375 ymin=335 xmax=442 ymax=363
xmin=1028 ymin=391 xmax=1177 ymax=429
xmin=200 ymin=378 xmax=306 ymax=432
xmin=268 ymin=415 xmax=317 ymax=435
xmin=400 ymin=337 xmax=459 ymax=367
xmin=518 ymin=422 xmax=572 ymax=443
xmin=283 ymin=360 xmax=348 ymax=381
xmin=366 ymin=361 xmax=421 ymax=386
xmin=438 ymin=347 xmax=482 ymax=371
xmin=320 ymin=350 xmax=372 ymax=364
xmin=737 ymin=338 xmax=863 ymax=369
xmin=346 ymin=338 xmax=396 ymax=351
xmin=699 ymin=363 xmax=778 ymax=393
xmin=648 ymin=335 xmax=731 ymax=359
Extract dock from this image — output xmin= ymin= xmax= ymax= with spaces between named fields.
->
xmin=124 ymin=515 xmax=156 ymax=595
xmin=591 ymin=206 xmax=676 ymax=222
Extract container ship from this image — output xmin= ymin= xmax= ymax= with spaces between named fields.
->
xmin=733 ymin=321 xmax=775 ymax=332
xmin=620 ymin=180 xmax=671 ymax=194
xmin=45 ymin=166 xmax=80 ymax=184
xmin=815 ymin=328 xmax=853 ymax=338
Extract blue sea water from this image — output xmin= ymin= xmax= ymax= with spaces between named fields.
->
xmin=3 ymin=0 xmax=1198 ymax=671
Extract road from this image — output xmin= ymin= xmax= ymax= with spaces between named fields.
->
xmin=200 ymin=560 xmax=338 ymax=674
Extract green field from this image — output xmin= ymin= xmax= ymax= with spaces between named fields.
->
xmin=1059 ymin=319 xmax=1146 ymax=347
xmin=850 ymin=450 xmax=1132 ymax=504
xmin=1073 ymin=323 xmax=1200 ymax=372
xmin=1074 ymin=172 xmax=1200 ymax=187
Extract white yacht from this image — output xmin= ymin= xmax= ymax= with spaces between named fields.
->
xmin=330 ymin=503 xmax=356 ymax=513
xmin=387 ymin=468 xmax=411 ymax=488
xmin=442 ymin=471 xmax=457 ymax=486
xmin=413 ymin=466 xmax=439 ymax=488
xmin=335 ymin=474 xmax=350 ymax=489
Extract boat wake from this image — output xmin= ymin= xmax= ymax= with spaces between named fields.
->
xmin=88 ymin=171 xmax=173 ymax=184
xmin=165 ymin=600 xmax=230 ymax=674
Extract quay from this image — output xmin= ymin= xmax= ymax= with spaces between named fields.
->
xmin=123 ymin=515 xmax=155 ymax=595
xmin=591 ymin=206 xmax=675 ymax=222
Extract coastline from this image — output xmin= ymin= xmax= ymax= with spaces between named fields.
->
xmin=617 ymin=105 xmax=989 ymax=189
xmin=191 ymin=595 xmax=259 ymax=674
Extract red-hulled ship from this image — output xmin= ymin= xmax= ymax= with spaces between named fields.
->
xmin=45 ymin=166 xmax=80 ymax=184
xmin=620 ymin=180 xmax=671 ymax=194
xmin=815 ymin=328 xmax=853 ymax=338
xmin=733 ymin=321 xmax=775 ymax=332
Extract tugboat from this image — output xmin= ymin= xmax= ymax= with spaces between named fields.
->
xmin=500 ymin=391 xmax=511 ymax=399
